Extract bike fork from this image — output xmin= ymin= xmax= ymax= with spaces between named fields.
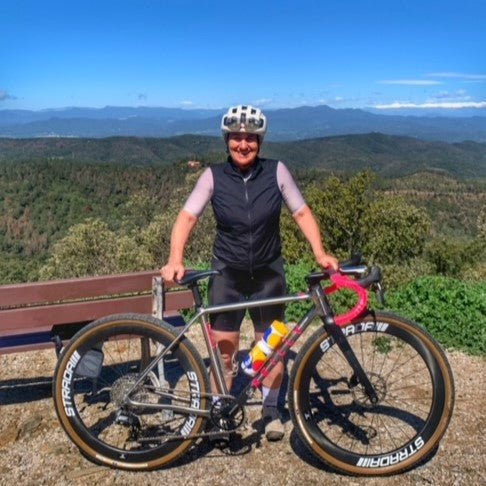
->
xmin=322 ymin=315 xmax=379 ymax=404
xmin=313 ymin=285 xmax=379 ymax=404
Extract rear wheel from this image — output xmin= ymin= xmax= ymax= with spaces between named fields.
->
xmin=53 ymin=313 xmax=209 ymax=470
xmin=288 ymin=311 xmax=454 ymax=476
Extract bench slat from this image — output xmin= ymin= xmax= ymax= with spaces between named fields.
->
xmin=0 ymin=341 xmax=57 ymax=354
xmin=0 ymin=270 xmax=160 ymax=307
xmin=0 ymin=295 xmax=152 ymax=333
xmin=0 ymin=289 xmax=194 ymax=335
xmin=0 ymin=271 xmax=195 ymax=355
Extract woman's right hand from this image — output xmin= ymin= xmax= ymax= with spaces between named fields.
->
xmin=160 ymin=262 xmax=186 ymax=283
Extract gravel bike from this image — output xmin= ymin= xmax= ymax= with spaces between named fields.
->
xmin=52 ymin=257 xmax=454 ymax=475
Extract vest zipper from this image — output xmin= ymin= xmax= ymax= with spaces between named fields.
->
xmin=243 ymin=177 xmax=254 ymax=277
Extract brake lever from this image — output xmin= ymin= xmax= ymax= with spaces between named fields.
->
xmin=375 ymin=281 xmax=386 ymax=306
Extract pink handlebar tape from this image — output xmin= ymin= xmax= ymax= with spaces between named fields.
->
xmin=324 ymin=273 xmax=368 ymax=325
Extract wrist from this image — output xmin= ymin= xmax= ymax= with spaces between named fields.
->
xmin=314 ymin=250 xmax=328 ymax=260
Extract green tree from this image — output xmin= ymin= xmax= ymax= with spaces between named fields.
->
xmin=362 ymin=195 xmax=431 ymax=263
xmin=426 ymin=236 xmax=486 ymax=279
xmin=121 ymin=190 xmax=158 ymax=232
xmin=282 ymin=170 xmax=431 ymax=268
xmin=282 ymin=170 xmax=376 ymax=262
xmin=39 ymin=218 xmax=153 ymax=279
xmin=138 ymin=209 xmax=179 ymax=269
xmin=308 ymin=171 xmax=375 ymax=256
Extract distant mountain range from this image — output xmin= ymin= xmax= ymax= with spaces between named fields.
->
xmin=1 ymin=132 xmax=485 ymax=178
xmin=0 ymin=105 xmax=485 ymax=142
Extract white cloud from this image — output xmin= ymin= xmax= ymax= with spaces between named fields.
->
xmin=0 ymin=90 xmax=17 ymax=101
xmin=427 ymin=72 xmax=486 ymax=80
xmin=427 ymin=89 xmax=471 ymax=102
xmin=180 ymin=100 xmax=194 ymax=106
xmin=373 ymin=101 xmax=486 ymax=109
xmin=378 ymin=80 xmax=442 ymax=86
xmin=254 ymin=98 xmax=273 ymax=106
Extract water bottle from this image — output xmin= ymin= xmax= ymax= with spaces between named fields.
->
xmin=241 ymin=320 xmax=289 ymax=376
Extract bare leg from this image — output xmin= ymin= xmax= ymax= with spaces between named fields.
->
xmin=210 ymin=330 xmax=240 ymax=395
xmin=253 ymin=330 xmax=285 ymax=441
xmin=210 ymin=329 xmax=284 ymax=392
xmin=210 ymin=328 xmax=284 ymax=441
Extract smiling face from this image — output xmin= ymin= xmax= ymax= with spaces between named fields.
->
xmin=227 ymin=132 xmax=260 ymax=169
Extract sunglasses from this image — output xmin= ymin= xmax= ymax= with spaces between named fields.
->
xmin=222 ymin=114 xmax=264 ymax=132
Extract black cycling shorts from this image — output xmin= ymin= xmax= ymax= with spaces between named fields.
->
xmin=208 ymin=257 xmax=287 ymax=333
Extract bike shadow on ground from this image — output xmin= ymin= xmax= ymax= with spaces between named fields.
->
xmin=169 ymin=349 xmax=300 ymax=466
xmin=0 ymin=376 xmax=53 ymax=405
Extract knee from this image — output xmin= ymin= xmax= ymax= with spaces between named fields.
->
xmin=219 ymin=351 xmax=238 ymax=377
xmin=221 ymin=351 xmax=236 ymax=367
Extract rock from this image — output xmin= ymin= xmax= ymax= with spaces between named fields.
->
xmin=17 ymin=414 xmax=43 ymax=439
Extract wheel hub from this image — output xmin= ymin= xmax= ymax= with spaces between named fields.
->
xmin=350 ymin=372 xmax=387 ymax=408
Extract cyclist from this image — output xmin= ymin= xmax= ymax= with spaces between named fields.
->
xmin=161 ymin=104 xmax=338 ymax=442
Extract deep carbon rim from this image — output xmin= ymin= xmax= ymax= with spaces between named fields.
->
xmin=289 ymin=312 xmax=454 ymax=475
xmin=53 ymin=314 xmax=209 ymax=470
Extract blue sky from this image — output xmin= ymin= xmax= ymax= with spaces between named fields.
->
xmin=1 ymin=0 xmax=485 ymax=112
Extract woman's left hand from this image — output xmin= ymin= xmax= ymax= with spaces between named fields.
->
xmin=316 ymin=253 xmax=339 ymax=271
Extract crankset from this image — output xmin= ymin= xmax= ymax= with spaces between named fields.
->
xmin=209 ymin=397 xmax=245 ymax=431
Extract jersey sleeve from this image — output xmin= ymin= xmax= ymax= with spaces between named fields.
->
xmin=277 ymin=161 xmax=306 ymax=214
xmin=183 ymin=167 xmax=214 ymax=218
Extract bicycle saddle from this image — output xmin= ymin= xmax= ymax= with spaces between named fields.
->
xmin=176 ymin=269 xmax=221 ymax=286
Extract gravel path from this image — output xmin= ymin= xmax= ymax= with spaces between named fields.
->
xmin=0 ymin=346 xmax=484 ymax=486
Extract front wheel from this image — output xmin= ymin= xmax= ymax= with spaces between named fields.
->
xmin=53 ymin=313 xmax=210 ymax=470
xmin=288 ymin=311 xmax=454 ymax=476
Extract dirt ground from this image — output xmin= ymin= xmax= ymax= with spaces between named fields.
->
xmin=0 ymin=342 xmax=484 ymax=486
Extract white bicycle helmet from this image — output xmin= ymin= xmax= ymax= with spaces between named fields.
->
xmin=221 ymin=105 xmax=267 ymax=143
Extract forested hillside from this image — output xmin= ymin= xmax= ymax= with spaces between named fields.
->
xmin=1 ymin=133 xmax=485 ymax=177
xmin=0 ymin=135 xmax=225 ymax=166
xmin=0 ymin=155 xmax=484 ymax=285
xmin=1 ymin=140 xmax=484 ymax=354
xmin=0 ymin=159 xmax=196 ymax=282
xmin=266 ymin=133 xmax=486 ymax=177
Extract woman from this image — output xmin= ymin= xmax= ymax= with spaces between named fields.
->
xmin=161 ymin=104 xmax=338 ymax=441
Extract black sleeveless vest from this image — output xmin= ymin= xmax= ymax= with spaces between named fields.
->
xmin=210 ymin=157 xmax=282 ymax=270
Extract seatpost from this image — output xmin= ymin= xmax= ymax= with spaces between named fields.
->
xmin=190 ymin=283 xmax=203 ymax=309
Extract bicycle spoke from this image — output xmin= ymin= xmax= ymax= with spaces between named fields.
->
xmin=53 ymin=315 xmax=209 ymax=470
xmin=289 ymin=312 xmax=454 ymax=475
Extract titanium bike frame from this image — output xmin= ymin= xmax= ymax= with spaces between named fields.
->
xmin=124 ymin=268 xmax=379 ymax=419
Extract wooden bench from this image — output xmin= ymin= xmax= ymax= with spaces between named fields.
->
xmin=0 ymin=270 xmax=194 ymax=355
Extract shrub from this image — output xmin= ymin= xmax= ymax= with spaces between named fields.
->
xmin=380 ymin=257 xmax=435 ymax=290
xmin=39 ymin=218 xmax=153 ymax=279
xmin=385 ymin=276 xmax=486 ymax=355
xmin=362 ymin=195 xmax=431 ymax=264
xmin=425 ymin=236 xmax=486 ymax=279
xmin=284 ymin=260 xmax=315 ymax=321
